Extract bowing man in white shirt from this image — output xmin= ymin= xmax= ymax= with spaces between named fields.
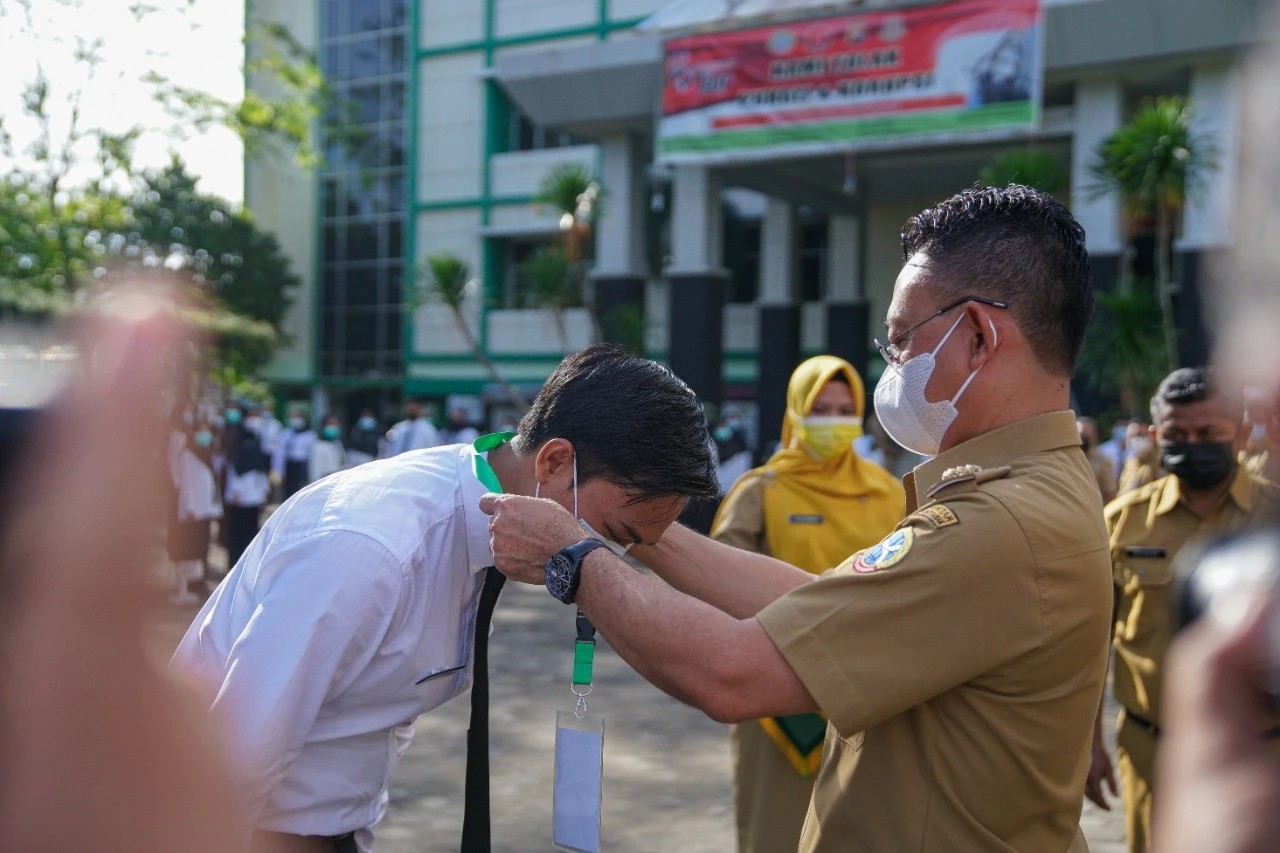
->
xmin=171 ymin=344 xmax=720 ymax=853
xmin=273 ymin=408 xmax=317 ymax=500
xmin=383 ymin=397 xmax=440 ymax=457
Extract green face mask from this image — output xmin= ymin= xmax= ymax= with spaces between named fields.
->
xmin=225 ymin=409 xmax=243 ymax=425
xmin=797 ymin=416 xmax=863 ymax=461
xmin=322 ymin=426 xmax=341 ymax=440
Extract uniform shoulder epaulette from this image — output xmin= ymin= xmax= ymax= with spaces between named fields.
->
xmin=925 ymin=464 xmax=1012 ymax=499
xmin=1106 ymin=481 xmax=1161 ymax=515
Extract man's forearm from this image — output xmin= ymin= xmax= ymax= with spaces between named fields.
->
xmin=575 ymin=550 xmax=817 ymax=723
xmin=629 ymin=524 xmax=813 ymax=618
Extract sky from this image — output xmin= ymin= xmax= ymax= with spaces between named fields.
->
xmin=0 ymin=0 xmax=245 ymax=204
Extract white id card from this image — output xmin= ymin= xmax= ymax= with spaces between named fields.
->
xmin=553 ymin=710 xmax=604 ymax=853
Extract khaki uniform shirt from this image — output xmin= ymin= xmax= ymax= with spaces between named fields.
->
xmin=756 ymin=412 xmax=1112 ymax=852
xmin=1107 ymin=467 xmax=1280 ymax=725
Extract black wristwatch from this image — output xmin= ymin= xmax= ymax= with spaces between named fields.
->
xmin=546 ymin=538 xmax=608 ymax=604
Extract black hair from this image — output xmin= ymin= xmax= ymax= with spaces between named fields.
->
xmin=513 ymin=344 xmax=719 ymax=501
xmin=1151 ymin=366 xmax=1242 ymax=423
xmin=901 ymin=184 xmax=1093 ymax=375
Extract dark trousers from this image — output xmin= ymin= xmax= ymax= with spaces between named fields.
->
xmin=284 ymin=459 xmax=310 ymax=500
xmin=224 ymin=504 xmax=262 ymax=569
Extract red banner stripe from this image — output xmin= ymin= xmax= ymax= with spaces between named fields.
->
xmin=711 ymin=94 xmax=968 ymax=129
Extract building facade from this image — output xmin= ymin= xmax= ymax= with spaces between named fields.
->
xmin=250 ymin=0 xmax=1259 ymax=447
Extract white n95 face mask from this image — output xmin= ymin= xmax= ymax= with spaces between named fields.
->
xmin=873 ymin=313 xmax=995 ymax=456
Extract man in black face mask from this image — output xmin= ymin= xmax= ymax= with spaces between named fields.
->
xmin=1084 ymin=365 xmax=1280 ymax=852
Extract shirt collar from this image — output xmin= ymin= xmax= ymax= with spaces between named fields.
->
xmin=905 ymin=411 xmax=1082 ymax=509
xmin=458 ymin=433 xmax=515 ymax=575
xmin=1153 ymin=464 xmax=1257 ymax=517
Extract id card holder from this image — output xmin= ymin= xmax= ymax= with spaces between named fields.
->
xmin=553 ymin=709 xmax=604 ymax=853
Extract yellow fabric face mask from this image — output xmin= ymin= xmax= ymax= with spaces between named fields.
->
xmin=797 ymin=416 xmax=863 ymax=461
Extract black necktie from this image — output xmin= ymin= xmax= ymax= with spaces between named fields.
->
xmin=461 ymin=566 xmax=506 ymax=852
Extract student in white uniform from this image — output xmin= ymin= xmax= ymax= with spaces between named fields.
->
xmin=273 ymin=408 xmax=317 ymax=500
xmin=383 ymin=398 xmax=440 ymax=457
xmin=172 ymin=345 xmax=719 ymax=853
xmin=168 ymin=421 xmax=223 ymax=604
xmin=345 ymin=409 xmax=382 ymax=467
xmin=224 ymin=421 xmax=271 ymax=568
xmin=309 ymin=415 xmax=346 ymax=483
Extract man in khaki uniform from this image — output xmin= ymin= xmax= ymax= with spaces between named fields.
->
xmin=1086 ymin=367 xmax=1279 ymax=852
xmin=482 ymin=186 xmax=1112 ymax=851
xmin=1079 ymin=416 xmax=1117 ymax=502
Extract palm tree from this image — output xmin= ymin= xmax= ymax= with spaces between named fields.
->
xmin=1078 ymin=283 xmax=1169 ymax=418
xmin=980 ymin=148 xmax=1067 ymax=196
xmin=535 ymin=163 xmax=602 ymax=340
xmin=520 ymin=246 xmax=578 ymax=349
xmin=1090 ymin=96 xmax=1217 ymax=371
xmin=416 ymin=252 xmax=526 ymax=409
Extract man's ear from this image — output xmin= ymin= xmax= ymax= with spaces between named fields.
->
xmin=964 ymin=303 xmax=1000 ymax=369
xmin=533 ymin=438 xmax=574 ymax=488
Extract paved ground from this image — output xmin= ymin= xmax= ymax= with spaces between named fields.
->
xmin=163 ymin=534 xmax=1127 ymax=852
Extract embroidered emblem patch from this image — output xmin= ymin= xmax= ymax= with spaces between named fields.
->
xmin=919 ymin=505 xmax=959 ymax=529
xmin=854 ymin=528 xmax=914 ymax=573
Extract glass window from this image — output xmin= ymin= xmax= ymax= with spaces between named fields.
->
xmin=355 ymin=0 xmax=381 ymax=32
xmin=381 ymin=81 xmax=405 ymax=121
xmin=325 ymin=42 xmax=348 ymax=80
xmin=346 ymin=310 xmax=378 ymax=351
xmin=323 ymin=179 xmax=340 ymax=217
xmin=350 ymin=37 xmax=380 ymax=81
xmin=323 ymin=224 xmax=342 ymax=263
xmin=323 ymin=267 xmax=341 ymax=303
xmin=346 ymin=264 xmax=379 ymax=308
xmin=387 ymin=264 xmax=403 ymax=304
xmin=347 ymin=223 xmax=379 ymax=261
xmin=386 ymin=221 xmax=402 ymax=259
xmin=798 ymin=217 xmax=828 ymax=303
xmin=383 ymin=0 xmax=407 ymax=29
xmin=382 ymin=35 xmax=406 ymax=77
xmin=324 ymin=0 xmax=343 ymax=38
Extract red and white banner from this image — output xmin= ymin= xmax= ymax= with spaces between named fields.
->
xmin=658 ymin=0 xmax=1043 ymax=161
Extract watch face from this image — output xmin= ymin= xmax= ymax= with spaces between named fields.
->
xmin=546 ymin=553 xmax=574 ymax=601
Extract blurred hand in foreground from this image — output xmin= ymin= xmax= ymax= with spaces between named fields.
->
xmin=1154 ymin=591 xmax=1280 ymax=853
xmin=0 ymin=294 xmax=248 ymax=852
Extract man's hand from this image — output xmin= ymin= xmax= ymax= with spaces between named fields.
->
xmin=479 ymin=493 xmax=582 ymax=585
xmin=1084 ymin=718 xmax=1118 ymax=810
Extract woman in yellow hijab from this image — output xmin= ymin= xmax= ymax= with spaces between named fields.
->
xmin=711 ymin=355 xmax=905 ymax=853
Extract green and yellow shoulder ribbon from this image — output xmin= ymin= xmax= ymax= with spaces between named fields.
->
xmin=759 ymin=712 xmax=827 ymax=777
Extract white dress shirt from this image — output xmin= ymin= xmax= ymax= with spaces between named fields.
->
xmin=172 ymin=445 xmax=494 ymax=849
xmin=385 ymin=417 xmax=441 ymax=457
xmin=309 ymin=439 xmax=346 ymax=482
xmin=176 ymin=449 xmax=223 ymax=522
xmin=273 ymin=428 xmax=317 ymax=477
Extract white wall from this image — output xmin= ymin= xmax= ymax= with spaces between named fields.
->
xmin=417 ymin=53 xmax=486 ymax=201
xmin=865 ymin=199 xmax=935 ymax=335
xmin=252 ymin=0 xmax=319 ymax=384
xmin=494 ymin=0 xmax=596 ymax=38
xmin=419 ymin=0 xmax=484 ymax=48
xmin=488 ymin=308 xmax=594 ymax=353
xmin=412 ymin=209 xmax=484 ymax=356
xmin=489 ymin=145 xmax=598 ymax=198
xmin=609 ymin=0 xmax=669 ymax=20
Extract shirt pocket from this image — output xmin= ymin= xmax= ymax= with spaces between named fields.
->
xmin=1113 ymin=553 xmax=1174 ymax=643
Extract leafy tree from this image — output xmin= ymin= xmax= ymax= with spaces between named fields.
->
xmin=534 ymin=163 xmax=603 ymax=341
xmin=1077 ymin=281 xmax=1168 ymax=418
xmin=1090 ymin=96 xmax=1217 ymax=371
xmin=130 ymin=161 xmax=297 ymax=329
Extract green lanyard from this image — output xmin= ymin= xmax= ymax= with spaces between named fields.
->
xmin=471 ymin=432 xmax=514 ymax=493
xmin=472 ymin=432 xmax=597 ymax=715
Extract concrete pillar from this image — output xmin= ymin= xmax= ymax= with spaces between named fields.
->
xmin=758 ymin=197 xmax=801 ymax=455
xmin=1174 ymin=63 xmax=1240 ymax=366
xmin=665 ymin=164 xmax=727 ymax=408
xmin=1180 ymin=64 xmax=1239 ymax=252
xmin=591 ymin=133 xmax=649 ymax=347
xmin=825 ymin=213 xmax=871 ymax=391
xmin=1071 ymin=79 xmax=1124 ymax=257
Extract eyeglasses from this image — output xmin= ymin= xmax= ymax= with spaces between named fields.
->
xmin=875 ymin=296 xmax=1009 ymax=366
